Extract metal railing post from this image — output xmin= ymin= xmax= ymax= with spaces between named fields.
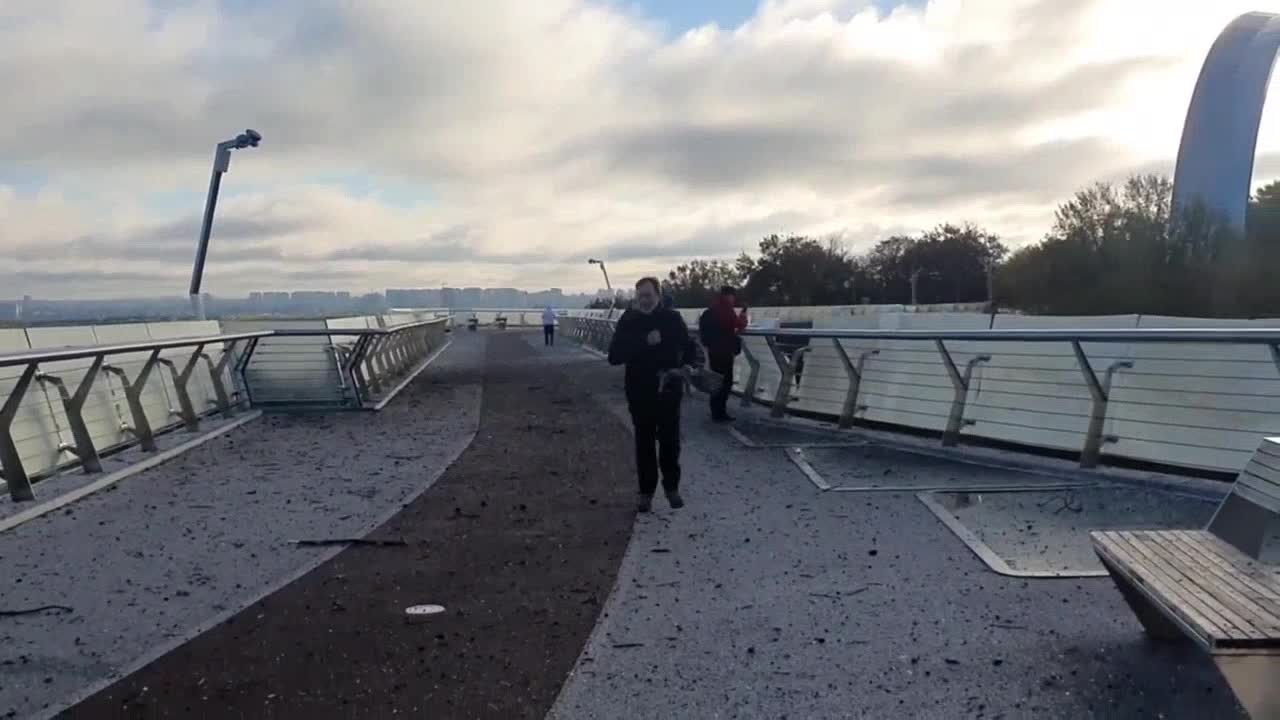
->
xmin=343 ymin=335 xmax=374 ymax=406
xmin=364 ymin=335 xmax=388 ymax=395
xmin=937 ymin=340 xmax=990 ymax=447
xmin=0 ymin=363 xmax=39 ymax=501
xmin=203 ymin=340 xmax=239 ymax=418
xmin=1073 ymin=341 xmax=1134 ymax=468
xmin=767 ymin=337 xmax=811 ymax=418
xmin=233 ymin=337 xmax=260 ymax=409
xmin=102 ymin=349 xmax=161 ymax=452
xmin=832 ymin=340 xmax=879 ymax=428
xmin=739 ymin=341 xmax=761 ymax=408
xmin=157 ymin=344 xmax=205 ymax=432
xmin=35 ymin=355 xmax=105 ymax=473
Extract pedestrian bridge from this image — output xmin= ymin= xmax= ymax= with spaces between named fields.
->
xmin=0 ymin=311 xmax=1276 ymax=718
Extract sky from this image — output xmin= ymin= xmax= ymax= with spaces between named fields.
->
xmin=1 ymin=0 xmax=1278 ymax=299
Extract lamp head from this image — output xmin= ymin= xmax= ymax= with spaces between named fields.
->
xmin=234 ymin=129 xmax=262 ymax=149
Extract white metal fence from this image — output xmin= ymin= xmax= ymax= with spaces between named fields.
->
xmin=0 ymin=313 xmax=451 ymax=500
xmin=562 ymin=307 xmax=1280 ymax=476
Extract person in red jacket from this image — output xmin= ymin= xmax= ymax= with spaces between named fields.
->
xmin=699 ymin=286 xmax=745 ymax=422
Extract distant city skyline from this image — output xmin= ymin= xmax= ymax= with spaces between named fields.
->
xmin=0 ymin=285 xmax=625 ymax=325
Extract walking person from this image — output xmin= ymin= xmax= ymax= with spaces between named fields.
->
xmin=699 ymin=286 xmax=747 ymax=422
xmin=542 ymin=306 xmax=557 ymax=346
xmin=609 ymin=277 xmax=698 ymax=512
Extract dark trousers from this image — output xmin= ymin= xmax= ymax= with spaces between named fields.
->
xmin=709 ymin=354 xmax=735 ymax=418
xmin=544 ymin=324 xmax=555 ymax=346
xmin=629 ymin=391 xmax=681 ymax=496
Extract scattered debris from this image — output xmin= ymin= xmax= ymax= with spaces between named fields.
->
xmin=0 ymin=604 xmax=73 ymax=618
xmin=611 ymin=642 xmax=644 ymax=649
xmin=405 ymin=604 xmax=446 ymax=616
xmin=292 ymin=538 xmax=408 ymax=548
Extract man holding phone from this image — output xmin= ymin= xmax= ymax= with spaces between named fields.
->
xmin=608 ymin=277 xmax=698 ymax=512
xmin=699 ymin=286 xmax=747 ymax=422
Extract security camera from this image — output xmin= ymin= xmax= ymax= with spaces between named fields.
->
xmin=244 ymin=129 xmax=262 ymax=144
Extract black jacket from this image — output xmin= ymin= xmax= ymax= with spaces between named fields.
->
xmin=608 ymin=308 xmax=698 ymax=399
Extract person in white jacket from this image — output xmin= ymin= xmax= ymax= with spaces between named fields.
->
xmin=542 ymin=306 xmax=557 ymax=346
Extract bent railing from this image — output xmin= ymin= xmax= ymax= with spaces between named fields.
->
xmin=0 ymin=331 xmax=271 ymax=501
xmin=563 ymin=317 xmax=1280 ymax=476
xmin=0 ymin=318 xmax=451 ymax=502
xmin=249 ymin=318 xmax=450 ymax=409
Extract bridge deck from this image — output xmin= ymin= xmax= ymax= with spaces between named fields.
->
xmin=1 ymin=333 xmax=1247 ymax=718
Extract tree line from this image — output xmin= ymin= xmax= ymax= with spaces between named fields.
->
xmin=588 ymin=177 xmax=1280 ymax=317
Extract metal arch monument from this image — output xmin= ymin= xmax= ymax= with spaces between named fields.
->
xmin=1173 ymin=11 xmax=1280 ymax=229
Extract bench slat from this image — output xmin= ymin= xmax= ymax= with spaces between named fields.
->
xmin=1094 ymin=532 xmax=1242 ymax=643
xmin=1246 ymin=450 xmax=1280 ymax=482
xmin=1141 ymin=532 xmax=1280 ymax=636
xmin=1113 ymin=531 xmax=1266 ymax=641
xmin=1155 ymin=531 xmax=1280 ymax=604
xmin=1235 ymin=469 xmax=1280 ymax=513
xmin=1253 ymin=437 xmax=1280 ymax=463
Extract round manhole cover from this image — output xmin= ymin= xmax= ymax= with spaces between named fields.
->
xmin=405 ymin=604 xmax=446 ymax=616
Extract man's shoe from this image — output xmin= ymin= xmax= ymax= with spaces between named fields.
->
xmin=637 ymin=494 xmax=653 ymax=513
xmin=666 ymin=491 xmax=685 ymax=509
xmin=712 ymin=414 xmax=736 ymax=423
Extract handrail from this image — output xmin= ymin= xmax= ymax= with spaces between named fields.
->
xmin=0 ymin=331 xmax=273 ymax=368
xmin=275 ymin=317 xmax=451 ymax=338
xmin=0 ymin=318 xmax=453 ymax=502
xmin=742 ymin=327 xmax=1280 ymax=344
xmin=563 ymin=316 xmax=1280 ymax=474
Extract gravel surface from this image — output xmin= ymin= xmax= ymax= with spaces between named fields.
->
xmin=552 ymin=355 xmax=1247 ymax=719
xmin=2 ymin=336 xmax=483 ymax=719
xmin=61 ymin=332 xmax=636 ymax=719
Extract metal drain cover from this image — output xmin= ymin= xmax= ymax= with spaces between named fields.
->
xmin=405 ymin=604 xmax=446 ymax=616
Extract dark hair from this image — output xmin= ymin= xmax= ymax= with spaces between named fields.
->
xmin=636 ymin=277 xmax=661 ymax=293
xmin=719 ymin=286 xmax=738 ymax=296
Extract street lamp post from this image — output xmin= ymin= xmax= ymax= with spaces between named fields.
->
xmin=588 ymin=258 xmax=613 ymax=318
xmin=189 ymin=129 xmax=263 ymax=320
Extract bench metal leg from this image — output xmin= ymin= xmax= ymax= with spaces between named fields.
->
xmin=1096 ymin=553 xmax=1185 ymax=642
xmin=1214 ymin=655 xmax=1280 ymax=720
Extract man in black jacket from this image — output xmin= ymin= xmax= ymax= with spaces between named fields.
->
xmin=609 ymin=277 xmax=698 ymax=512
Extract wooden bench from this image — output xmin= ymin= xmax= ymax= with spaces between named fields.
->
xmin=1092 ymin=436 xmax=1280 ymax=719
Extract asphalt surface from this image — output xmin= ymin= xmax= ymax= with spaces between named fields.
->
xmin=549 ymin=343 xmax=1247 ymax=719
xmin=61 ymin=332 xmax=636 ymax=719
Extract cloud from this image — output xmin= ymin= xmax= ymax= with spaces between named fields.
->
xmin=0 ymin=0 xmax=1276 ymax=298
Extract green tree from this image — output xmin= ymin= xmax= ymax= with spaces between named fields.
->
xmin=663 ymin=259 xmax=742 ymax=308
xmin=864 ymin=224 xmax=1006 ymax=305
xmin=997 ymin=175 xmax=1249 ymax=316
xmin=1254 ymin=180 xmax=1280 ymax=208
xmin=736 ymin=235 xmax=863 ymax=306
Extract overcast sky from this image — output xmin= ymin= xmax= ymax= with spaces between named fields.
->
xmin=1 ymin=0 xmax=1277 ymax=299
